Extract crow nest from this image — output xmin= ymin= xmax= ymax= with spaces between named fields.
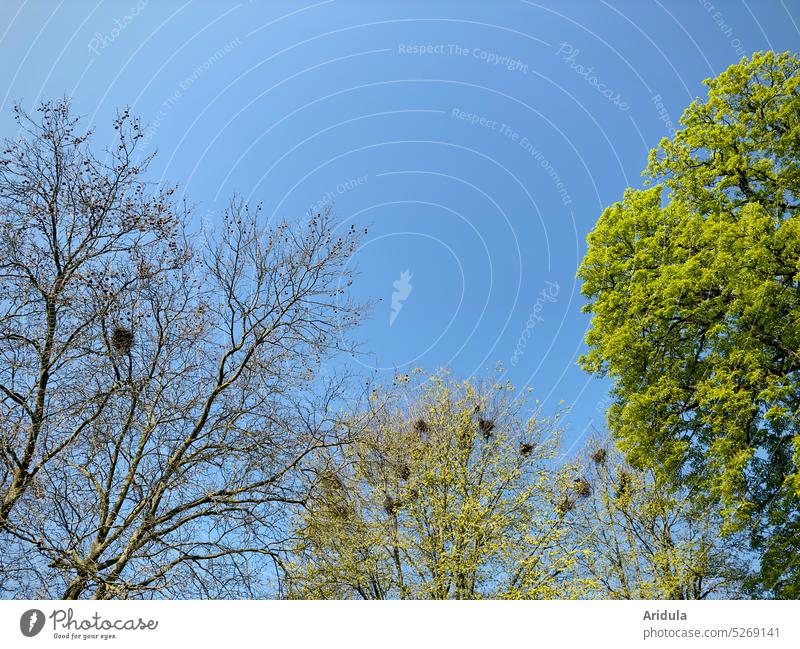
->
xmin=111 ymin=326 xmax=134 ymax=355
xmin=573 ymin=477 xmax=592 ymax=498
xmin=519 ymin=442 xmax=535 ymax=456
xmin=413 ymin=419 xmax=429 ymax=435
xmin=616 ymin=470 xmax=632 ymax=499
xmin=478 ymin=418 xmax=495 ymax=439
xmin=383 ymin=495 xmax=402 ymax=515
xmin=590 ymin=447 xmax=607 ymax=465
xmin=328 ymin=500 xmax=351 ymax=520
xmin=395 ymin=461 xmax=411 ymax=481
xmin=319 ymin=469 xmax=346 ymax=493
xmin=556 ymin=495 xmax=575 ymax=516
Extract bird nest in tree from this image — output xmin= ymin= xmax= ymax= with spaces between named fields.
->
xmin=111 ymin=326 xmax=134 ymax=354
xmin=556 ymin=495 xmax=575 ymax=516
xmin=519 ymin=442 xmax=534 ymax=456
xmin=321 ymin=470 xmax=346 ymax=492
xmin=573 ymin=477 xmax=592 ymax=498
xmin=395 ymin=461 xmax=411 ymax=481
xmin=413 ymin=419 xmax=429 ymax=434
xmin=383 ymin=495 xmax=402 ymax=515
xmin=330 ymin=501 xmax=350 ymax=519
xmin=590 ymin=448 xmax=607 ymax=465
xmin=478 ymin=418 xmax=495 ymax=438
xmin=616 ymin=471 xmax=632 ymax=498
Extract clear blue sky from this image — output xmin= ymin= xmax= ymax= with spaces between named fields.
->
xmin=1 ymin=0 xmax=798 ymax=453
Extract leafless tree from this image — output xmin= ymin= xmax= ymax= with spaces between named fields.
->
xmin=0 ymin=99 xmax=366 ymax=598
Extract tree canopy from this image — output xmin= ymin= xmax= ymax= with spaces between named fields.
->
xmin=568 ymin=442 xmax=748 ymax=599
xmin=285 ymin=372 xmax=746 ymax=599
xmin=578 ymin=51 xmax=800 ymax=597
xmin=286 ymin=372 xmax=590 ymax=599
xmin=0 ymin=100 xmax=366 ymax=598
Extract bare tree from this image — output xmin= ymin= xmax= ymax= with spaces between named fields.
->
xmin=0 ymin=99 xmax=366 ymax=598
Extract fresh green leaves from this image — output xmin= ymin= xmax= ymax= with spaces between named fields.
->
xmin=286 ymin=372 xmax=588 ymax=599
xmin=579 ymin=51 xmax=800 ymax=597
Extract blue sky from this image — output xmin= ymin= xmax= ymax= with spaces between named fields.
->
xmin=1 ymin=0 xmax=798 ymax=452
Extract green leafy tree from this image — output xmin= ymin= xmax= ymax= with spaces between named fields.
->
xmin=578 ymin=51 xmax=800 ymax=597
xmin=285 ymin=371 xmax=591 ymax=599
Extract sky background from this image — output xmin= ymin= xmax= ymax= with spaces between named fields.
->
xmin=1 ymin=0 xmax=798 ymax=454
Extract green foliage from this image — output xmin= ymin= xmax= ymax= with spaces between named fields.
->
xmin=578 ymin=51 xmax=800 ymax=597
xmin=568 ymin=442 xmax=748 ymax=599
xmin=285 ymin=371 xmax=592 ymax=599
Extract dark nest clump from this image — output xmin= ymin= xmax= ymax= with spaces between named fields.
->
xmin=616 ymin=470 xmax=632 ymax=499
xmin=111 ymin=326 xmax=134 ymax=354
xmin=320 ymin=469 xmax=346 ymax=493
xmin=590 ymin=448 xmax=607 ymax=465
xmin=478 ymin=418 xmax=495 ymax=439
xmin=556 ymin=495 xmax=575 ymax=516
xmin=396 ymin=461 xmax=411 ymax=481
xmin=383 ymin=495 xmax=401 ymax=515
xmin=519 ymin=442 xmax=534 ymax=456
xmin=330 ymin=500 xmax=350 ymax=520
xmin=573 ymin=477 xmax=592 ymax=498
xmin=413 ymin=419 xmax=429 ymax=434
